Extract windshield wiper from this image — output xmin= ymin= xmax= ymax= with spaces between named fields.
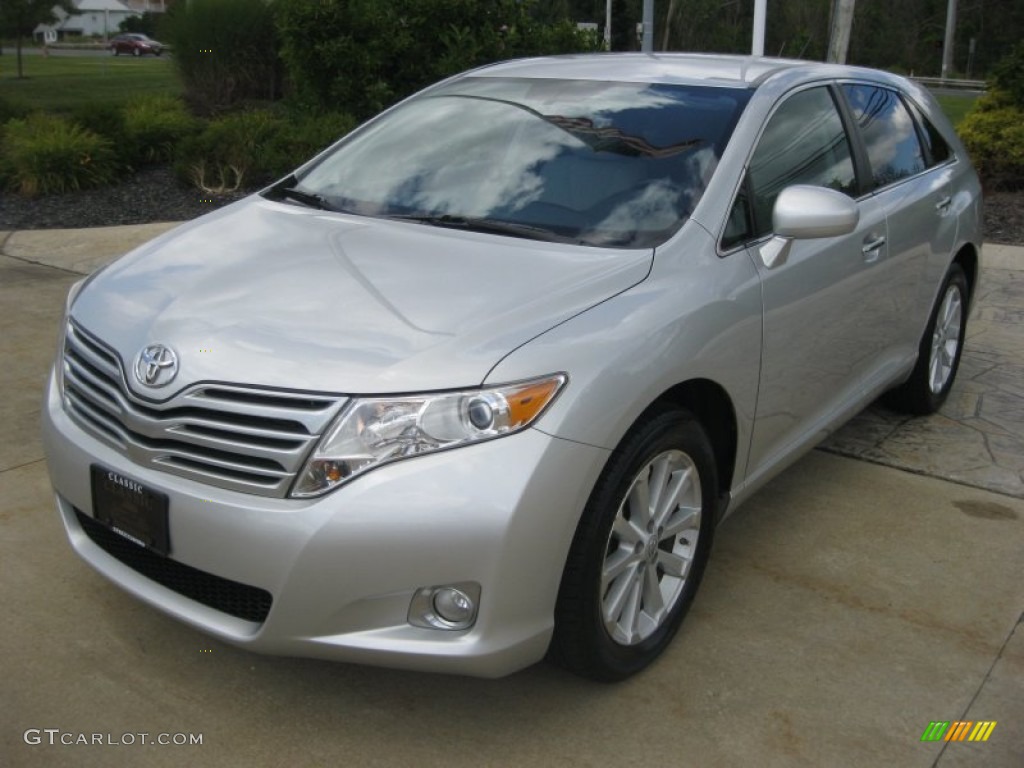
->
xmin=382 ymin=213 xmax=580 ymax=244
xmin=279 ymin=186 xmax=333 ymax=210
xmin=265 ymin=176 xmax=335 ymax=211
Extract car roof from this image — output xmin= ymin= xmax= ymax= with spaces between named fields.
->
xmin=469 ymin=53 xmax=906 ymax=92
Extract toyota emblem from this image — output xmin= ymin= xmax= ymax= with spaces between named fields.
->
xmin=134 ymin=344 xmax=179 ymax=388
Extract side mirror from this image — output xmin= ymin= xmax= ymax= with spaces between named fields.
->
xmin=759 ymin=185 xmax=860 ymax=268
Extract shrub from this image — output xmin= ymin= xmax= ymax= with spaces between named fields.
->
xmin=263 ymin=111 xmax=357 ymax=175
xmin=276 ymin=0 xmax=601 ymax=120
xmin=959 ymin=96 xmax=1024 ymax=190
xmin=71 ymin=102 xmax=126 ymax=141
xmin=1 ymin=113 xmax=117 ymax=197
xmin=176 ymin=109 xmax=285 ymax=191
xmin=176 ymin=108 xmax=357 ymax=192
xmin=122 ymin=95 xmax=198 ymax=166
xmin=990 ymin=41 xmax=1024 ymax=108
xmin=0 ymin=96 xmax=27 ymax=124
xmin=162 ymin=0 xmax=280 ymax=115
xmin=957 ymin=43 xmax=1024 ymax=191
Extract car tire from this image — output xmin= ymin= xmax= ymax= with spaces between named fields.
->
xmin=550 ymin=406 xmax=717 ymax=681
xmin=887 ymin=263 xmax=969 ymax=415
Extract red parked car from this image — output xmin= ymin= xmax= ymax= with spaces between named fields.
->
xmin=109 ymin=33 xmax=164 ymax=57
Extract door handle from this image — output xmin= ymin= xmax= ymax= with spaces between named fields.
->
xmin=935 ymin=196 xmax=952 ymax=213
xmin=862 ymin=235 xmax=886 ymax=254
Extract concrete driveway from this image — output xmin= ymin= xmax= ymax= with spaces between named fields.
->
xmin=1 ymin=226 xmax=1021 ymax=767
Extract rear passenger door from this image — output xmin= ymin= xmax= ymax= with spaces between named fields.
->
xmin=840 ymin=83 xmax=959 ymax=377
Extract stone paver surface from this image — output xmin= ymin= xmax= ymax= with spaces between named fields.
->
xmin=823 ymin=246 xmax=1024 ymax=498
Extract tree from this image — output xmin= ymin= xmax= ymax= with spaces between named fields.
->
xmin=0 ymin=0 xmax=75 ymax=79
xmin=276 ymin=0 xmax=601 ymax=120
xmin=610 ymin=0 xmax=634 ymax=50
xmin=118 ymin=11 xmax=163 ymax=39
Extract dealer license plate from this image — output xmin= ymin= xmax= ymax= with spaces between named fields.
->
xmin=90 ymin=465 xmax=170 ymax=556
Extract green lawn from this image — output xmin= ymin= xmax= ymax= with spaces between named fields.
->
xmin=0 ymin=54 xmax=180 ymax=113
xmin=936 ymin=93 xmax=979 ymax=128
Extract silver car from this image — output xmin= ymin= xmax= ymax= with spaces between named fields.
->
xmin=42 ymin=54 xmax=982 ymax=680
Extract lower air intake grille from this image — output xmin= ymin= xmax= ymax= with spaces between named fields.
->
xmin=75 ymin=509 xmax=272 ymax=623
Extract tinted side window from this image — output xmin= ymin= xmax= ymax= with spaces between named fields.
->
xmin=842 ymin=84 xmax=926 ymax=187
xmin=746 ymin=87 xmax=857 ymax=239
xmin=908 ymin=102 xmax=952 ymax=166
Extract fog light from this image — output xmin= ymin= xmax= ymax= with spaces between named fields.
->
xmin=408 ymin=582 xmax=480 ymax=630
xmin=433 ymin=588 xmax=473 ymax=624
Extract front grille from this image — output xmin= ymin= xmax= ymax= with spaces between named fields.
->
xmin=76 ymin=509 xmax=272 ymax=623
xmin=61 ymin=321 xmax=346 ymax=497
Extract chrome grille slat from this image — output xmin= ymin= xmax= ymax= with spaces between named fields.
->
xmin=163 ymin=425 xmax=308 ymax=463
xmin=151 ymin=447 xmax=289 ymax=477
xmin=63 ymin=362 xmax=123 ymax=414
xmin=181 ymin=389 xmax=338 ymax=434
xmin=169 ymin=422 xmax=306 ymax=449
xmin=66 ymin=324 xmax=122 ymax=381
xmin=62 ymin=320 xmax=347 ymax=498
xmin=66 ymin=390 xmax=128 ymax=449
xmin=154 ymin=457 xmax=282 ymax=489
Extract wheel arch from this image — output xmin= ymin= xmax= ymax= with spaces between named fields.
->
xmin=648 ymin=378 xmax=738 ymax=511
xmin=953 ymin=242 xmax=979 ymax=306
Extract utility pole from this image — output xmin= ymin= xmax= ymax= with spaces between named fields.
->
xmin=605 ymin=0 xmax=612 ymax=50
xmin=827 ymin=0 xmax=856 ymax=64
xmin=662 ymin=0 xmax=677 ymax=50
xmin=941 ymin=0 xmax=958 ymax=80
xmin=641 ymin=0 xmax=654 ymax=52
xmin=752 ymin=0 xmax=766 ymax=56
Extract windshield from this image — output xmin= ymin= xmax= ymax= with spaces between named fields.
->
xmin=284 ymin=77 xmax=751 ymax=248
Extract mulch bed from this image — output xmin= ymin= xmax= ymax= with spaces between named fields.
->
xmin=0 ymin=167 xmax=250 ymax=231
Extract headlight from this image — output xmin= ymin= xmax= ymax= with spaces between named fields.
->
xmin=290 ymin=374 xmax=566 ymax=498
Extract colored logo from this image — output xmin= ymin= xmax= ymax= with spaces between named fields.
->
xmin=921 ymin=721 xmax=997 ymax=742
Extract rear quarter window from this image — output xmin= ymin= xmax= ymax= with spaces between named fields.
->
xmin=907 ymin=101 xmax=953 ymax=166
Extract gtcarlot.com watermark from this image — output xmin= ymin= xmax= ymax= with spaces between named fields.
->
xmin=24 ymin=729 xmax=203 ymax=747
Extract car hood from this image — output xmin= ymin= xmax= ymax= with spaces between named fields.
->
xmin=70 ymin=197 xmax=653 ymax=397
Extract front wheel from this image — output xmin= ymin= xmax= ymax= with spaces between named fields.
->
xmin=551 ymin=407 xmax=718 ymax=681
xmin=887 ymin=263 xmax=969 ymax=415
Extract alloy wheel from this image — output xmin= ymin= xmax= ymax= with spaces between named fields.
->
xmin=928 ymin=283 xmax=963 ymax=394
xmin=600 ymin=449 xmax=702 ymax=645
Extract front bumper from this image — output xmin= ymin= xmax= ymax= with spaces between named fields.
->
xmin=42 ymin=370 xmax=608 ymax=677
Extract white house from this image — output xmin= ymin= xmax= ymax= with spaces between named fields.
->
xmin=35 ymin=0 xmax=139 ymax=42
xmin=122 ymin=0 xmax=169 ymax=11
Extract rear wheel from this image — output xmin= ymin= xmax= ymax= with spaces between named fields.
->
xmin=887 ymin=263 xmax=969 ymax=414
xmin=551 ymin=407 xmax=717 ymax=681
